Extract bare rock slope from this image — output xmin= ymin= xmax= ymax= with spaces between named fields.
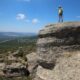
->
xmin=33 ymin=22 xmax=80 ymax=80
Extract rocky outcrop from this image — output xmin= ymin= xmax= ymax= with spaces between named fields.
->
xmin=33 ymin=22 xmax=80 ymax=80
xmin=26 ymin=52 xmax=38 ymax=77
xmin=34 ymin=51 xmax=80 ymax=80
xmin=0 ymin=49 xmax=29 ymax=77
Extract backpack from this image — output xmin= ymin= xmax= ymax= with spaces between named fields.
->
xmin=59 ymin=8 xmax=63 ymax=15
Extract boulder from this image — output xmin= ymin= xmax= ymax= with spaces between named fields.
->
xmin=37 ymin=22 xmax=80 ymax=68
xmin=26 ymin=52 xmax=38 ymax=77
xmin=33 ymin=22 xmax=80 ymax=80
xmin=0 ymin=63 xmax=6 ymax=70
xmin=34 ymin=51 xmax=80 ymax=80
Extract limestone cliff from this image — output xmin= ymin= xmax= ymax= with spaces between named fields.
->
xmin=32 ymin=22 xmax=80 ymax=80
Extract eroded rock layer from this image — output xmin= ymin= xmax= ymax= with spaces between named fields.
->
xmin=33 ymin=22 xmax=80 ymax=80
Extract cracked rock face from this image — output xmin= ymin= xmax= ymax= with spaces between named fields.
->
xmin=26 ymin=52 xmax=38 ymax=78
xmin=33 ymin=22 xmax=80 ymax=80
xmin=34 ymin=51 xmax=80 ymax=80
xmin=37 ymin=22 xmax=80 ymax=67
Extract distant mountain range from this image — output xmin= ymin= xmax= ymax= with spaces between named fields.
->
xmin=0 ymin=32 xmax=37 ymax=38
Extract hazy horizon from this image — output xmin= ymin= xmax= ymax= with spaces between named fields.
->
xmin=0 ymin=31 xmax=38 ymax=33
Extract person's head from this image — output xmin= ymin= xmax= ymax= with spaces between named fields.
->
xmin=58 ymin=6 xmax=62 ymax=9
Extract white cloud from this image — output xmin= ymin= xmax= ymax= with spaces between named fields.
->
xmin=32 ymin=18 xmax=39 ymax=24
xmin=76 ymin=16 xmax=80 ymax=18
xmin=16 ymin=13 xmax=39 ymax=24
xmin=16 ymin=13 xmax=26 ymax=20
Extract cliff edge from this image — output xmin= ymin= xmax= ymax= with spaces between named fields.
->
xmin=30 ymin=22 xmax=80 ymax=80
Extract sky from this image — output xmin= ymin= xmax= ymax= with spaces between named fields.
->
xmin=0 ymin=0 xmax=80 ymax=33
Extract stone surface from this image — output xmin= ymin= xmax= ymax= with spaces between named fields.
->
xmin=34 ymin=51 xmax=80 ymax=80
xmin=33 ymin=22 xmax=80 ymax=80
xmin=37 ymin=22 xmax=80 ymax=67
xmin=0 ymin=63 xmax=5 ymax=70
xmin=0 ymin=50 xmax=29 ymax=77
xmin=26 ymin=52 xmax=38 ymax=77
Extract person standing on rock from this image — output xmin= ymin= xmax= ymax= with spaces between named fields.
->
xmin=58 ymin=6 xmax=63 ymax=22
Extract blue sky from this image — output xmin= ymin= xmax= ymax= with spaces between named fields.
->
xmin=0 ymin=0 xmax=80 ymax=32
